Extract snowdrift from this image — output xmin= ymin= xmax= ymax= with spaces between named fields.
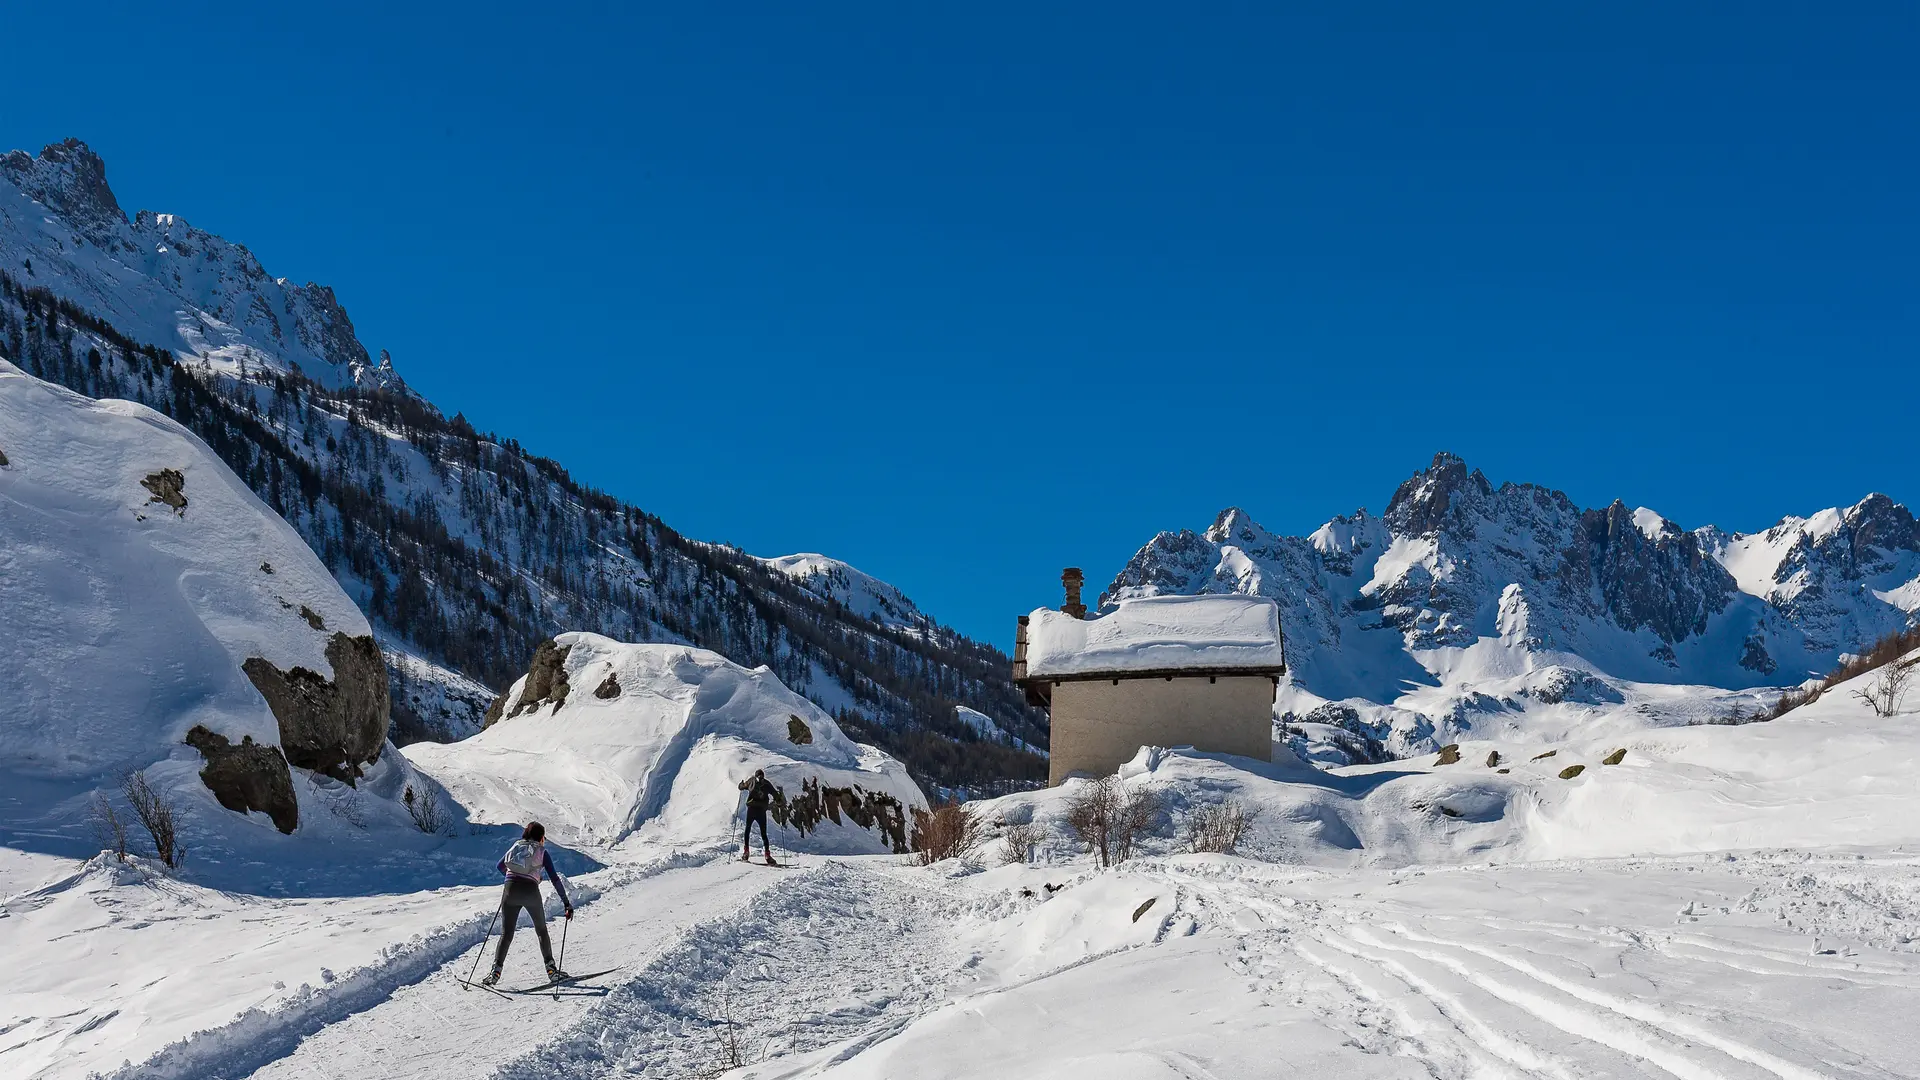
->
xmin=979 ymin=650 xmax=1920 ymax=867
xmin=0 ymin=361 xmax=434 ymax=871
xmin=403 ymin=634 xmax=927 ymax=852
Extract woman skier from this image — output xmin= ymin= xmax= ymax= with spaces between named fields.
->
xmin=482 ymin=821 xmax=573 ymax=987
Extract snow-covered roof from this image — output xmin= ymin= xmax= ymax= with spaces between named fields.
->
xmin=1022 ymin=594 xmax=1286 ymax=679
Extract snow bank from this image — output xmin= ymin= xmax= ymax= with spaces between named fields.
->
xmin=0 ymin=361 xmax=430 ymax=866
xmin=980 ymin=650 xmax=1920 ymax=867
xmin=404 ymin=634 xmax=927 ymax=852
xmin=1024 ymin=594 xmax=1285 ymax=678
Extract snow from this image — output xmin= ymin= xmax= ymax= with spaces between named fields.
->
xmin=955 ymin=705 xmax=1046 ymax=757
xmin=0 ymin=142 xmax=400 ymax=391
xmin=403 ymin=633 xmax=926 ymax=852
xmin=760 ymin=553 xmax=925 ymax=628
xmin=1023 ymin=594 xmax=1286 ymax=678
xmin=8 ymin=649 xmax=1920 ymax=1078
xmin=0 ymin=360 xmax=439 ymax=867
xmin=1631 ymin=505 xmax=1669 ymax=540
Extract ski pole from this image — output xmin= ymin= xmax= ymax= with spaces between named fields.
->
xmin=466 ymin=905 xmax=500 ymax=987
xmin=558 ymin=914 xmax=569 ymax=975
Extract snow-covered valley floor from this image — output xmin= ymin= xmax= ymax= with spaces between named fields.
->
xmin=9 ymin=834 xmax=1920 ymax=1078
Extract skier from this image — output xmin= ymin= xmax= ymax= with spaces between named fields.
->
xmin=481 ymin=821 xmax=573 ymax=987
xmin=738 ymin=769 xmax=778 ymax=865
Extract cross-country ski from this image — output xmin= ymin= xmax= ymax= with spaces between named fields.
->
xmin=507 ymin=967 xmax=621 ymax=995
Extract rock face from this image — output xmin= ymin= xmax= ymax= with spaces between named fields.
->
xmin=507 ymin=639 xmax=572 ymax=718
xmin=140 ymin=468 xmax=186 ymax=513
xmin=185 ymin=725 xmax=299 ymax=834
xmin=242 ymin=633 xmax=390 ymax=784
xmin=768 ymin=777 xmax=910 ymax=854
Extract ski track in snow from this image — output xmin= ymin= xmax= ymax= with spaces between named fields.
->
xmin=1162 ymin=853 xmax=1920 ymax=1080
xmin=49 ymin=847 xmax=1920 ymax=1080
xmin=94 ymin=851 xmax=715 ymax=1080
xmin=494 ymin=861 xmax=962 ymax=1080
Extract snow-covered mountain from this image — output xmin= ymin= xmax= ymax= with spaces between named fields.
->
xmin=1103 ymin=451 xmax=1919 ymax=763
xmin=761 ymin=553 xmax=928 ymax=629
xmin=0 ymin=138 xmax=1047 ymax=791
xmin=1 ymin=139 xmax=399 ymax=391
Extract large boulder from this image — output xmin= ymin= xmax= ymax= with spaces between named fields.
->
xmin=242 ymin=632 xmax=391 ymax=784
xmin=185 ymin=726 xmax=298 ymax=833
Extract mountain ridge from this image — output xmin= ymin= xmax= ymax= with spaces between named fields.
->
xmin=1104 ymin=450 xmax=1919 ymax=764
xmin=0 ymin=138 xmax=1048 ymax=792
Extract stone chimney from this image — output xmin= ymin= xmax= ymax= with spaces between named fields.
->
xmin=1061 ymin=567 xmax=1086 ymax=619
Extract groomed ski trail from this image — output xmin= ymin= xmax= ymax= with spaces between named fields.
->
xmin=238 ymin=856 xmax=778 ymax=1080
xmin=493 ymin=861 xmax=963 ymax=1080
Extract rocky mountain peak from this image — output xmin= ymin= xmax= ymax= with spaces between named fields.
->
xmin=1383 ymin=451 xmax=1494 ymax=536
xmin=1 ymin=139 xmax=128 ymax=248
xmin=1842 ymin=494 xmax=1920 ymax=555
xmin=1206 ymin=506 xmax=1276 ymax=549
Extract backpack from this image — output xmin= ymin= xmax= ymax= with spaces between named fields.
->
xmin=502 ymin=839 xmax=544 ymax=880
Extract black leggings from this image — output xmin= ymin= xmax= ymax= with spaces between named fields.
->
xmin=493 ymin=877 xmax=552 ymax=968
xmin=743 ymin=807 xmax=769 ymax=853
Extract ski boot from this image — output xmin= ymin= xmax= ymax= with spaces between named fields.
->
xmin=480 ymin=964 xmax=503 ymax=987
xmin=547 ymin=960 xmax=570 ymax=983
xmin=764 ymin=853 xmax=779 ymax=867
xmin=740 ymin=848 xmax=752 ymax=862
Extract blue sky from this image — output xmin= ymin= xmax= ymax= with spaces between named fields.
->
xmin=4 ymin=4 xmax=1915 ymax=647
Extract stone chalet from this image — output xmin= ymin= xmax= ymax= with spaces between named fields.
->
xmin=1014 ymin=569 xmax=1285 ymax=786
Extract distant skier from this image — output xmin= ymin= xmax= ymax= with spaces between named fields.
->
xmin=738 ymin=769 xmax=778 ymax=865
xmin=481 ymin=822 xmax=573 ymax=987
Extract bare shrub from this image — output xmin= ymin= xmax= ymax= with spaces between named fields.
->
xmin=1000 ymin=819 xmax=1042 ymax=865
xmin=403 ymin=784 xmax=450 ymax=835
xmin=1113 ymin=785 xmax=1161 ymax=864
xmin=1186 ymin=799 xmax=1258 ymax=854
xmin=123 ymin=770 xmax=185 ymax=869
xmin=1854 ymin=657 xmax=1916 ymax=718
xmin=702 ymin=981 xmax=756 ymax=1077
xmin=1066 ymin=776 xmax=1160 ymax=868
xmin=1065 ymin=776 xmax=1119 ymax=868
xmin=1768 ymin=627 xmax=1920 ymax=720
xmin=910 ymin=801 xmax=983 ymax=866
xmin=90 ymin=790 xmax=129 ymax=861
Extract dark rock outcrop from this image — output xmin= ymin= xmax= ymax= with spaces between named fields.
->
xmin=242 ymin=633 xmax=389 ymax=784
xmin=787 ymin=716 xmax=814 ymax=745
xmin=507 ymin=639 xmax=572 ymax=718
xmin=141 ymin=468 xmax=186 ymax=513
xmin=185 ymin=725 xmax=298 ymax=833
xmin=1558 ymin=764 xmax=1587 ymax=779
xmin=768 ymin=777 xmax=910 ymax=853
xmin=594 ymin=672 xmax=621 ymax=699
xmin=1435 ymin=744 xmax=1461 ymax=765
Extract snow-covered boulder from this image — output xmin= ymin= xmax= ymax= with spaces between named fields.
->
xmin=404 ymin=633 xmax=927 ymax=852
xmin=0 ymin=361 xmax=401 ymax=846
